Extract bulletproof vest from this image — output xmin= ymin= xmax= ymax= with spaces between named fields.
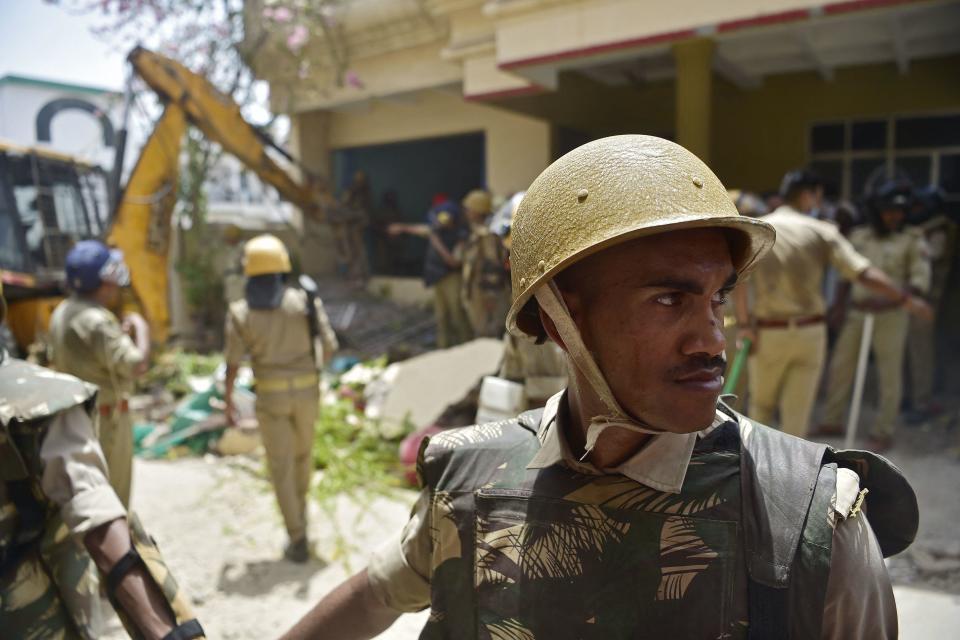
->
xmin=0 ymin=352 xmax=101 ymax=639
xmin=416 ymin=405 xmax=917 ymax=640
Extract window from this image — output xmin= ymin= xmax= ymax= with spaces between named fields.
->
xmin=809 ymin=113 xmax=960 ymax=213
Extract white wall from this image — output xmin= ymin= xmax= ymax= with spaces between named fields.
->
xmin=0 ymin=81 xmax=122 ymax=167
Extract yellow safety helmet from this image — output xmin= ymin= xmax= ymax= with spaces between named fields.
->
xmin=507 ymin=135 xmax=776 ymax=338
xmin=462 ymin=189 xmax=492 ymax=214
xmin=243 ymin=234 xmax=291 ymax=277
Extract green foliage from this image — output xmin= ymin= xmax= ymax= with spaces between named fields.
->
xmin=143 ymin=349 xmax=223 ymax=396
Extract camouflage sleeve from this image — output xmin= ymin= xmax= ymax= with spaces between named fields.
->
xmin=314 ymin=297 xmax=339 ymax=360
xmin=821 ymin=508 xmax=897 ymax=638
xmin=89 ymin=313 xmax=144 ymax=381
xmin=39 ymin=406 xmax=127 ymax=539
xmin=366 ymin=489 xmax=432 ymax=613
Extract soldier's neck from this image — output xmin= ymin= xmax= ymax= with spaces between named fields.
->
xmin=565 ymin=377 xmax=652 ymax=470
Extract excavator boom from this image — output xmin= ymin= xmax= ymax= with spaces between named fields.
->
xmin=108 ymin=46 xmax=324 ymax=344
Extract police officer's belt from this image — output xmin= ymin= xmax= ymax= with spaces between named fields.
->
xmin=756 ymin=314 xmax=824 ymax=329
xmin=255 ymin=373 xmax=319 ymax=394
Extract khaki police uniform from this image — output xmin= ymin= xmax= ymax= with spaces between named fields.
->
xmin=224 ymin=287 xmax=338 ymax=543
xmin=499 ymin=333 xmax=568 ymax=408
xmin=433 ymin=269 xmax=473 ymax=348
xmin=461 ymin=225 xmax=511 ymax=338
xmin=823 ymin=226 xmax=931 ymax=440
xmin=746 ymin=206 xmax=871 ymax=438
xmin=49 ymin=296 xmax=145 ymax=507
xmin=906 ymin=215 xmax=956 ymax=409
xmin=365 ymin=393 xmax=899 ymax=638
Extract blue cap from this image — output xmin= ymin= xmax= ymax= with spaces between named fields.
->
xmin=65 ymin=240 xmax=130 ymax=293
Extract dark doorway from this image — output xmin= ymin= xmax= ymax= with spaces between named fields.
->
xmin=332 ymin=132 xmax=486 ymax=277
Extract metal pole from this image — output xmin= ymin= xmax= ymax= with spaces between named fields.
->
xmin=844 ymin=313 xmax=875 ymax=449
xmin=723 ymin=337 xmax=751 ymax=396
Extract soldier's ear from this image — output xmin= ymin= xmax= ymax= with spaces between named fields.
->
xmin=538 ymin=305 xmax=567 ymax=352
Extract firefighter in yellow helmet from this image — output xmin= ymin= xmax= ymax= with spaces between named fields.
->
xmin=1 ymin=277 xmax=205 ymax=639
xmin=284 ymin=136 xmax=915 ymax=639
xmin=223 ymin=235 xmax=338 ymax=563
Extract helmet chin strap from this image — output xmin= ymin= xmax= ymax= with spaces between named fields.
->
xmin=534 ymin=281 xmax=681 ymax=460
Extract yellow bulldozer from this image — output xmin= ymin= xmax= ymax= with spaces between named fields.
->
xmin=0 ymin=47 xmax=325 ymax=354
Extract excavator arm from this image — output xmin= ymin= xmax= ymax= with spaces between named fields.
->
xmin=108 ymin=46 xmax=325 ymax=344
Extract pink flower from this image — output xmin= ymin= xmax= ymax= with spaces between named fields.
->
xmin=286 ymin=24 xmax=308 ymax=52
xmin=272 ymin=6 xmax=294 ymax=23
xmin=345 ymin=70 xmax=364 ymax=89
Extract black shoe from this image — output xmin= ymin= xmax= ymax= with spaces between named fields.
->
xmin=284 ymin=538 xmax=309 ymax=564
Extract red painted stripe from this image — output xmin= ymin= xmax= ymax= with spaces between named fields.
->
xmin=823 ymin=0 xmax=923 ymax=16
xmin=717 ymin=8 xmax=809 ymax=33
xmin=464 ymin=84 xmax=546 ymax=102
xmin=499 ymin=28 xmax=696 ymax=71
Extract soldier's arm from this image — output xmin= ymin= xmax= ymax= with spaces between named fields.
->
xmin=820 ymin=512 xmax=897 ymax=639
xmin=40 ymin=407 xmax=177 ymax=639
xmin=282 ymin=569 xmax=401 ymax=640
xmin=223 ymin=307 xmax=248 ymax=425
xmin=283 ymin=490 xmax=433 ymax=639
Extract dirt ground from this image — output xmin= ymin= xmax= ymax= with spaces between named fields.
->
xmin=102 ymin=456 xmax=428 ymax=639
xmin=102 ymin=410 xmax=960 ymax=639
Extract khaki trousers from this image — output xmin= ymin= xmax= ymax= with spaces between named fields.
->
xmin=433 ymin=272 xmax=473 ymax=348
xmin=748 ymin=323 xmax=826 ymax=438
xmin=824 ymin=310 xmax=909 ymax=439
xmin=255 ymin=388 xmax=319 ymax=541
xmin=99 ymin=409 xmax=133 ymax=508
xmin=906 ymin=315 xmax=935 ymax=408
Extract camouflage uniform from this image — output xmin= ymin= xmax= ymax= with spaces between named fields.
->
xmin=461 ymin=226 xmax=511 ymax=338
xmin=225 ymin=286 xmax=338 ymax=543
xmin=0 ymin=352 xmax=205 ymax=639
xmin=49 ymin=296 xmax=145 ymax=507
xmin=368 ymin=394 xmax=910 ymax=638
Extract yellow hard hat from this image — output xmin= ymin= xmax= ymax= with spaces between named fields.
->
xmin=462 ymin=189 xmax=492 ymax=214
xmin=243 ymin=234 xmax=291 ymax=277
xmin=507 ymin=135 xmax=776 ymax=338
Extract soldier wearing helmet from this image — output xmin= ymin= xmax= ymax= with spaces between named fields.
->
xmin=820 ymin=180 xmax=932 ymax=451
xmin=460 ymin=188 xmax=511 ymax=338
xmin=284 ymin=136 xmax=917 ymax=639
xmin=223 ymin=234 xmax=338 ymax=563
xmin=733 ymin=170 xmax=930 ymax=442
xmin=49 ymin=240 xmax=149 ymax=508
xmin=1 ymin=277 xmax=205 ymax=640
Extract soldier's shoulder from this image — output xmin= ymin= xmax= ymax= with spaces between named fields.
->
xmin=72 ymin=304 xmax=119 ymax=331
xmin=0 ymin=357 xmax=96 ymax=426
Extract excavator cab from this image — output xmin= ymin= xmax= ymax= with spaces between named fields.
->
xmin=0 ymin=141 xmax=110 ymax=352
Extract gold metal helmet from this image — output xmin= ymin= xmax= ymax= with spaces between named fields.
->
xmin=243 ymin=234 xmax=291 ymax=277
xmin=507 ymin=135 xmax=776 ymax=338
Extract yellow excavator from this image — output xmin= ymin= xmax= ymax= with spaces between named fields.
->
xmin=0 ymin=46 xmax=325 ymax=353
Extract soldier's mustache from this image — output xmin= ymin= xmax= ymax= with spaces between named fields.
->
xmin=670 ymin=355 xmax=727 ymax=379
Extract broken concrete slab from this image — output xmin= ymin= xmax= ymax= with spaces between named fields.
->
xmin=369 ymin=338 xmax=503 ymax=432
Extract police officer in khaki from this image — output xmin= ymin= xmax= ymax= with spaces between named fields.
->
xmin=283 ymin=136 xmax=916 ymax=639
xmin=49 ymin=240 xmax=149 ymax=508
xmin=734 ymin=170 xmax=930 ymax=439
xmin=905 ymin=186 xmax=956 ymax=421
xmin=1 ymin=278 xmax=205 ymax=640
xmin=223 ymin=235 xmax=338 ymax=563
xmin=460 ymin=189 xmax=511 ymax=338
xmin=820 ymin=181 xmax=931 ymax=451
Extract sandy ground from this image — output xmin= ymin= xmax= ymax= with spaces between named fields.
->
xmin=102 ymin=414 xmax=960 ymax=639
xmin=103 ymin=456 xmax=428 ymax=639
